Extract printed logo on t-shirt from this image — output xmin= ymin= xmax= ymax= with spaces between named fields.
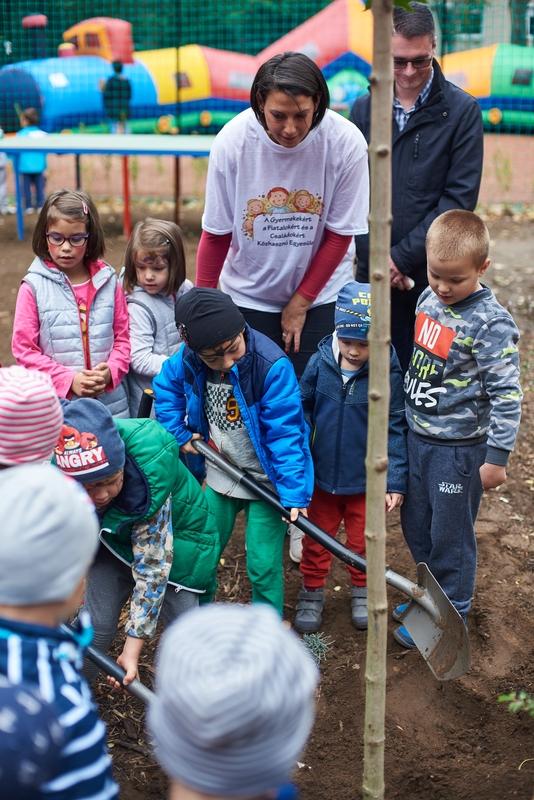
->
xmin=404 ymin=312 xmax=456 ymax=413
xmin=205 ymin=382 xmax=243 ymax=431
xmin=242 ymin=186 xmax=323 ymax=245
xmin=54 ymin=424 xmax=110 ymax=476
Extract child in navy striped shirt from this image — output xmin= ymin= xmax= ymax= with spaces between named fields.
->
xmin=0 ymin=464 xmax=118 ymax=800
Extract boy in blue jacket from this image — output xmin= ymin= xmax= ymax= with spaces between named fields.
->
xmin=154 ymin=288 xmax=314 ymax=615
xmin=294 ymin=282 xmax=408 ymax=633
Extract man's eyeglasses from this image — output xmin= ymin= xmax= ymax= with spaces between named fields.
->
xmin=393 ymin=56 xmax=433 ymax=71
xmin=46 ymin=232 xmax=90 ymax=247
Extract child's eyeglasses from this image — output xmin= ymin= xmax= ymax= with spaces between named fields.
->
xmin=46 ymin=232 xmax=90 ymax=247
xmin=393 ymin=56 xmax=433 ymax=71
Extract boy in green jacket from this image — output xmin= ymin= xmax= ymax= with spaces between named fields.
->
xmin=55 ymin=398 xmax=220 ymax=686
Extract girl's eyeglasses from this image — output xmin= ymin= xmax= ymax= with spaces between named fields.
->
xmin=46 ymin=232 xmax=90 ymax=247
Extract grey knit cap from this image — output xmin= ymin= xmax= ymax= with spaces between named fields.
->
xmin=0 ymin=464 xmax=100 ymax=605
xmin=148 ymin=603 xmax=319 ymax=797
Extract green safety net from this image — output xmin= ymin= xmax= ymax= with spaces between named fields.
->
xmin=0 ymin=1 xmax=532 ymax=209
xmin=0 ymin=0 xmax=533 ymax=136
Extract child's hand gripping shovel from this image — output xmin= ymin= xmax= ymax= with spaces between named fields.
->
xmin=193 ymin=439 xmax=470 ymax=681
xmin=60 ymin=624 xmax=155 ymax=705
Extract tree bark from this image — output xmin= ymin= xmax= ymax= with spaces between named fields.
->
xmin=362 ymin=2 xmax=393 ymax=799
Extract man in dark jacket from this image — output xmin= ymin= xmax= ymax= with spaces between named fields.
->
xmin=350 ymin=2 xmax=483 ymax=371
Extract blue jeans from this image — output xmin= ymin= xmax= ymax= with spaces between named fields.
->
xmin=22 ymin=172 xmax=45 ymax=210
xmin=400 ymin=430 xmax=486 ymax=617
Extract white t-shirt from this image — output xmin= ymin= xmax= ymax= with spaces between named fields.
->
xmin=202 ymin=108 xmax=369 ymax=312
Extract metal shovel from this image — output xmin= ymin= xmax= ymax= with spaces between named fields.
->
xmin=193 ymin=439 xmax=470 ymax=681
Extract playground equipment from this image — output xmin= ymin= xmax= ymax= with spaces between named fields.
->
xmin=1 ymin=0 xmax=532 ymax=135
xmin=0 ymin=132 xmax=214 ymax=240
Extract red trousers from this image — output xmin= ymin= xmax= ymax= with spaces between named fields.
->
xmin=300 ymin=486 xmax=366 ymax=588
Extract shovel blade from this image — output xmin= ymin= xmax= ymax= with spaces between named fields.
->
xmin=398 ymin=563 xmax=470 ymax=680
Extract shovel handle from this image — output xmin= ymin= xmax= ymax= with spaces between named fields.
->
xmin=137 ymin=388 xmax=155 ymax=419
xmin=60 ymin=625 xmax=155 ymax=705
xmin=193 ymin=440 xmax=367 ymax=570
xmin=193 ymin=439 xmax=432 ymax=603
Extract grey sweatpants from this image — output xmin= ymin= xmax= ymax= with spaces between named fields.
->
xmin=400 ymin=430 xmax=486 ymax=618
xmin=83 ymin=545 xmax=199 ymax=682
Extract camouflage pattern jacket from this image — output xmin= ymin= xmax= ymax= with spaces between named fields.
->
xmin=404 ymin=286 xmax=522 ymax=465
xmin=100 ymin=419 xmax=220 ymax=637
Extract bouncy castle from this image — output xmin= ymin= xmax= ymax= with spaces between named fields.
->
xmin=0 ymin=0 xmax=532 ymax=134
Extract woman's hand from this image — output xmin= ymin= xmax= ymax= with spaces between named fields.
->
xmin=281 ymin=294 xmax=311 ymax=354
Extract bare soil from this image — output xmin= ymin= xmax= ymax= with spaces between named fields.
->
xmin=0 ymin=208 xmax=532 ymax=800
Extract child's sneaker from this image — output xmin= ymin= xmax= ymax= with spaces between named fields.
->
xmin=288 ymin=524 xmax=304 ymax=563
xmin=351 ymin=587 xmax=368 ymax=630
xmin=294 ymin=588 xmax=324 ymax=633
xmin=392 ymin=624 xmax=416 ymax=649
xmin=392 ymin=602 xmax=409 ymax=622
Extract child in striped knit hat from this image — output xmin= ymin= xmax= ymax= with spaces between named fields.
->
xmin=148 ymin=603 xmax=318 ymax=800
xmin=0 ymin=365 xmax=63 ymax=467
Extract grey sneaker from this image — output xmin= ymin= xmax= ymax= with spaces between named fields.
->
xmin=351 ymin=587 xmax=368 ymax=630
xmin=288 ymin=523 xmax=304 ymax=563
xmin=294 ymin=588 xmax=324 ymax=633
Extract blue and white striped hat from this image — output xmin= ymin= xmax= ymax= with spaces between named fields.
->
xmin=148 ymin=603 xmax=319 ymax=797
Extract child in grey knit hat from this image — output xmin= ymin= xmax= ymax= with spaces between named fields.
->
xmin=0 ymin=464 xmax=118 ymax=798
xmin=148 ymin=603 xmax=319 ymax=800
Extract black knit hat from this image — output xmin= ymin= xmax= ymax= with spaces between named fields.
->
xmin=175 ymin=288 xmax=245 ymax=352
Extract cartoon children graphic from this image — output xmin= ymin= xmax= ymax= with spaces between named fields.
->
xmin=242 ymin=187 xmax=322 ymax=240
xmin=242 ymin=197 xmax=267 ymax=238
xmin=266 ymin=187 xmax=290 ymax=214
xmin=293 ymin=189 xmax=315 ymax=213
xmin=247 ymin=198 xmax=265 ymax=217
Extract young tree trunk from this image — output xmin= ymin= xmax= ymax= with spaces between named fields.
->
xmin=362 ymin=2 xmax=393 ymax=799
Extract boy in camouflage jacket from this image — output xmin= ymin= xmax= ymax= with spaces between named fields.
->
xmin=55 ymin=398 xmax=220 ymax=684
xmin=397 ymin=210 xmax=522 ymax=648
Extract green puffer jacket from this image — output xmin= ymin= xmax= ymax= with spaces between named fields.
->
xmin=100 ymin=418 xmax=220 ymax=599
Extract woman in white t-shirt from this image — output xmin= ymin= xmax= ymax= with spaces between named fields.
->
xmin=196 ymin=52 xmax=369 ymax=377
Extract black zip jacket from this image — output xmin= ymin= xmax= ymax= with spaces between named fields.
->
xmin=350 ymin=60 xmax=483 ymax=286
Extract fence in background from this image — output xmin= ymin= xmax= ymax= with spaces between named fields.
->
xmin=0 ymin=0 xmax=532 ymax=206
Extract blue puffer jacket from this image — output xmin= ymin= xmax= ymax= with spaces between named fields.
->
xmin=299 ymin=335 xmax=408 ymax=495
xmin=153 ymin=325 xmax=314 ymax=509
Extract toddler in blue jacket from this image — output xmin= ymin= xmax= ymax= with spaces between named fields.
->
xmin=154 ymin=288 xmax=314 ymax=615
xmin=295 ymin=281 xmax=408 ymax=633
